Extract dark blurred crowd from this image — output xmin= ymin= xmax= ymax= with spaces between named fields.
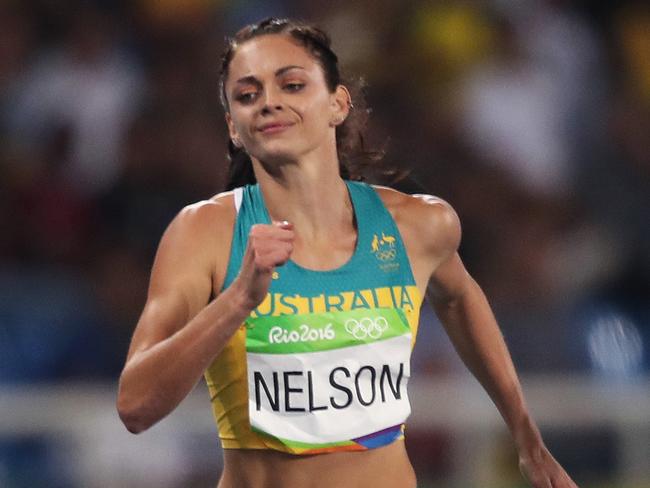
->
xmin=1 ymin=0 xmax=649 ymax=385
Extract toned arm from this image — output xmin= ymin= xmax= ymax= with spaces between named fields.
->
xmin=116 ymin=198 xmax=249 ymax=433
xmin=387 ymin=190 xmax=577 ymax=488
xmin=116 ymin=196 xmax=295 ymax=434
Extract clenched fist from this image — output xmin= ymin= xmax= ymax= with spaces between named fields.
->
xmin=234 ymin=221 xmax=294 ymax=310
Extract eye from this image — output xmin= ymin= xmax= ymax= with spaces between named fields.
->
xmin=283 ymin=82 xmax=305 ymax=92
xmin=235 ymin=91 xmax=258 ymax=104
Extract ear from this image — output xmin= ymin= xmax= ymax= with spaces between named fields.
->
xmin=225 ymin=112 xmax=242 ymax=147
xmin=329 ymin=85 xmax=352 ymax=127
xmin=225 ymin=112 xmax=237 ymax=139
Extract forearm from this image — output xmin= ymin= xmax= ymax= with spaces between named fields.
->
xmin=117 ymin=283 xmax=252 ymax=433
xmin=432 ymin=277 xmax=543 ymax=451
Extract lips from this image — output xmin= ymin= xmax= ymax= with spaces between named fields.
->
xmin=258 ymin=122 xmax=294 ymax=134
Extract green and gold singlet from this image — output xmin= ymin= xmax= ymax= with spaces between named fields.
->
xmin=204 ymin=181 xmax=422 ymax=454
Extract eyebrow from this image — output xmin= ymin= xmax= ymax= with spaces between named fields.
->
xmin=235 ymin=65 xmax=306 ymax=86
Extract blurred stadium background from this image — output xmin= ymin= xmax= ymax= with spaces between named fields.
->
xmin=1 ymin=0 xmax=649 ymax=487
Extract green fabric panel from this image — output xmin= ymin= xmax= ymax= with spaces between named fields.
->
xmin=245 ymin=308 xmax=410 ymax=354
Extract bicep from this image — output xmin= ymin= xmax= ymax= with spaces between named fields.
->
xmin=426 ymin=251 xmax=472 ymax=307
xmin=410 ymin=196 xmax=469 ymax=305
xmin=124 ymin=206 xmax=216 ymax=362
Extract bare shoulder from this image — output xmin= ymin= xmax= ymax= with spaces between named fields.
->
xmin=372 ymin=185 xmax=461 ymax=257
xmin=152 ymin=191 xmax=237 ymax=287
xmin=179 ymin=190 xmax=236 ymax=228
xmin=167 ymin=191 xmax=236 ymax=242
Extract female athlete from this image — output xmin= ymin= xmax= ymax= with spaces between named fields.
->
xmin=117 ymin=18 xmax=578 ymax=488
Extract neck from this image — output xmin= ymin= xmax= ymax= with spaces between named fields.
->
xmin=253 ymin=155 xmax=354 ymax=240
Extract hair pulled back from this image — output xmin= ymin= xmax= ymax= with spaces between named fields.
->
xmin=219 ymin=17 xmax=383 ymax=190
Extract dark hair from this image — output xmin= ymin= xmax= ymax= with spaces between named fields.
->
xmin=219 ymin=17 xmax=385 ymax=190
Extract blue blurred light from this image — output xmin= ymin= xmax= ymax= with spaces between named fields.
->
xmin=587 ymin=310 xmax=644 ymax=379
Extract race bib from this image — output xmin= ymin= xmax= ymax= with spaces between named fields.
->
xmin=245 ymin=308 xmax=412 ymax=453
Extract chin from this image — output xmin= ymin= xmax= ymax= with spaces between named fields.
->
xmin=253 ymin=148 xmax=300 ymax=168
xmin=253 ymin=143 xmax=305 ymax=166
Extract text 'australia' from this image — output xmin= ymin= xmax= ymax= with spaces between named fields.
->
xmin=251 ymin=286 xmax=418 ymax=317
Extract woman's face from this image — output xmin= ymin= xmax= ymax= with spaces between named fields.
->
xmin=224 ymin=34 xmax=348 ymax=166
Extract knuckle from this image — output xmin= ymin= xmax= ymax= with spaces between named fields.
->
xmin=250 ymin=224 xmax=270 ymax=238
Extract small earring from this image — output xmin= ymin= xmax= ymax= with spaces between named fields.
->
xmin=232 ymin=137 xmax=242 ymax=148
xmin=348 ymin=101 xmax=354 ymax=109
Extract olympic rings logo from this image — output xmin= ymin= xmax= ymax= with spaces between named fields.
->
xmin=374 ymin=248 xmax=397 ymax=262
xmin=344 ymin=317 xmax=389 ymax=340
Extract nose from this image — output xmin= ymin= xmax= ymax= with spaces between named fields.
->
xmin=261 ymin=86 xmax=283 ymax=114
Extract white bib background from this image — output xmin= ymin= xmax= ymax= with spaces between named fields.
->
xmin=247 ymin=332 xmax=412 ymax=445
